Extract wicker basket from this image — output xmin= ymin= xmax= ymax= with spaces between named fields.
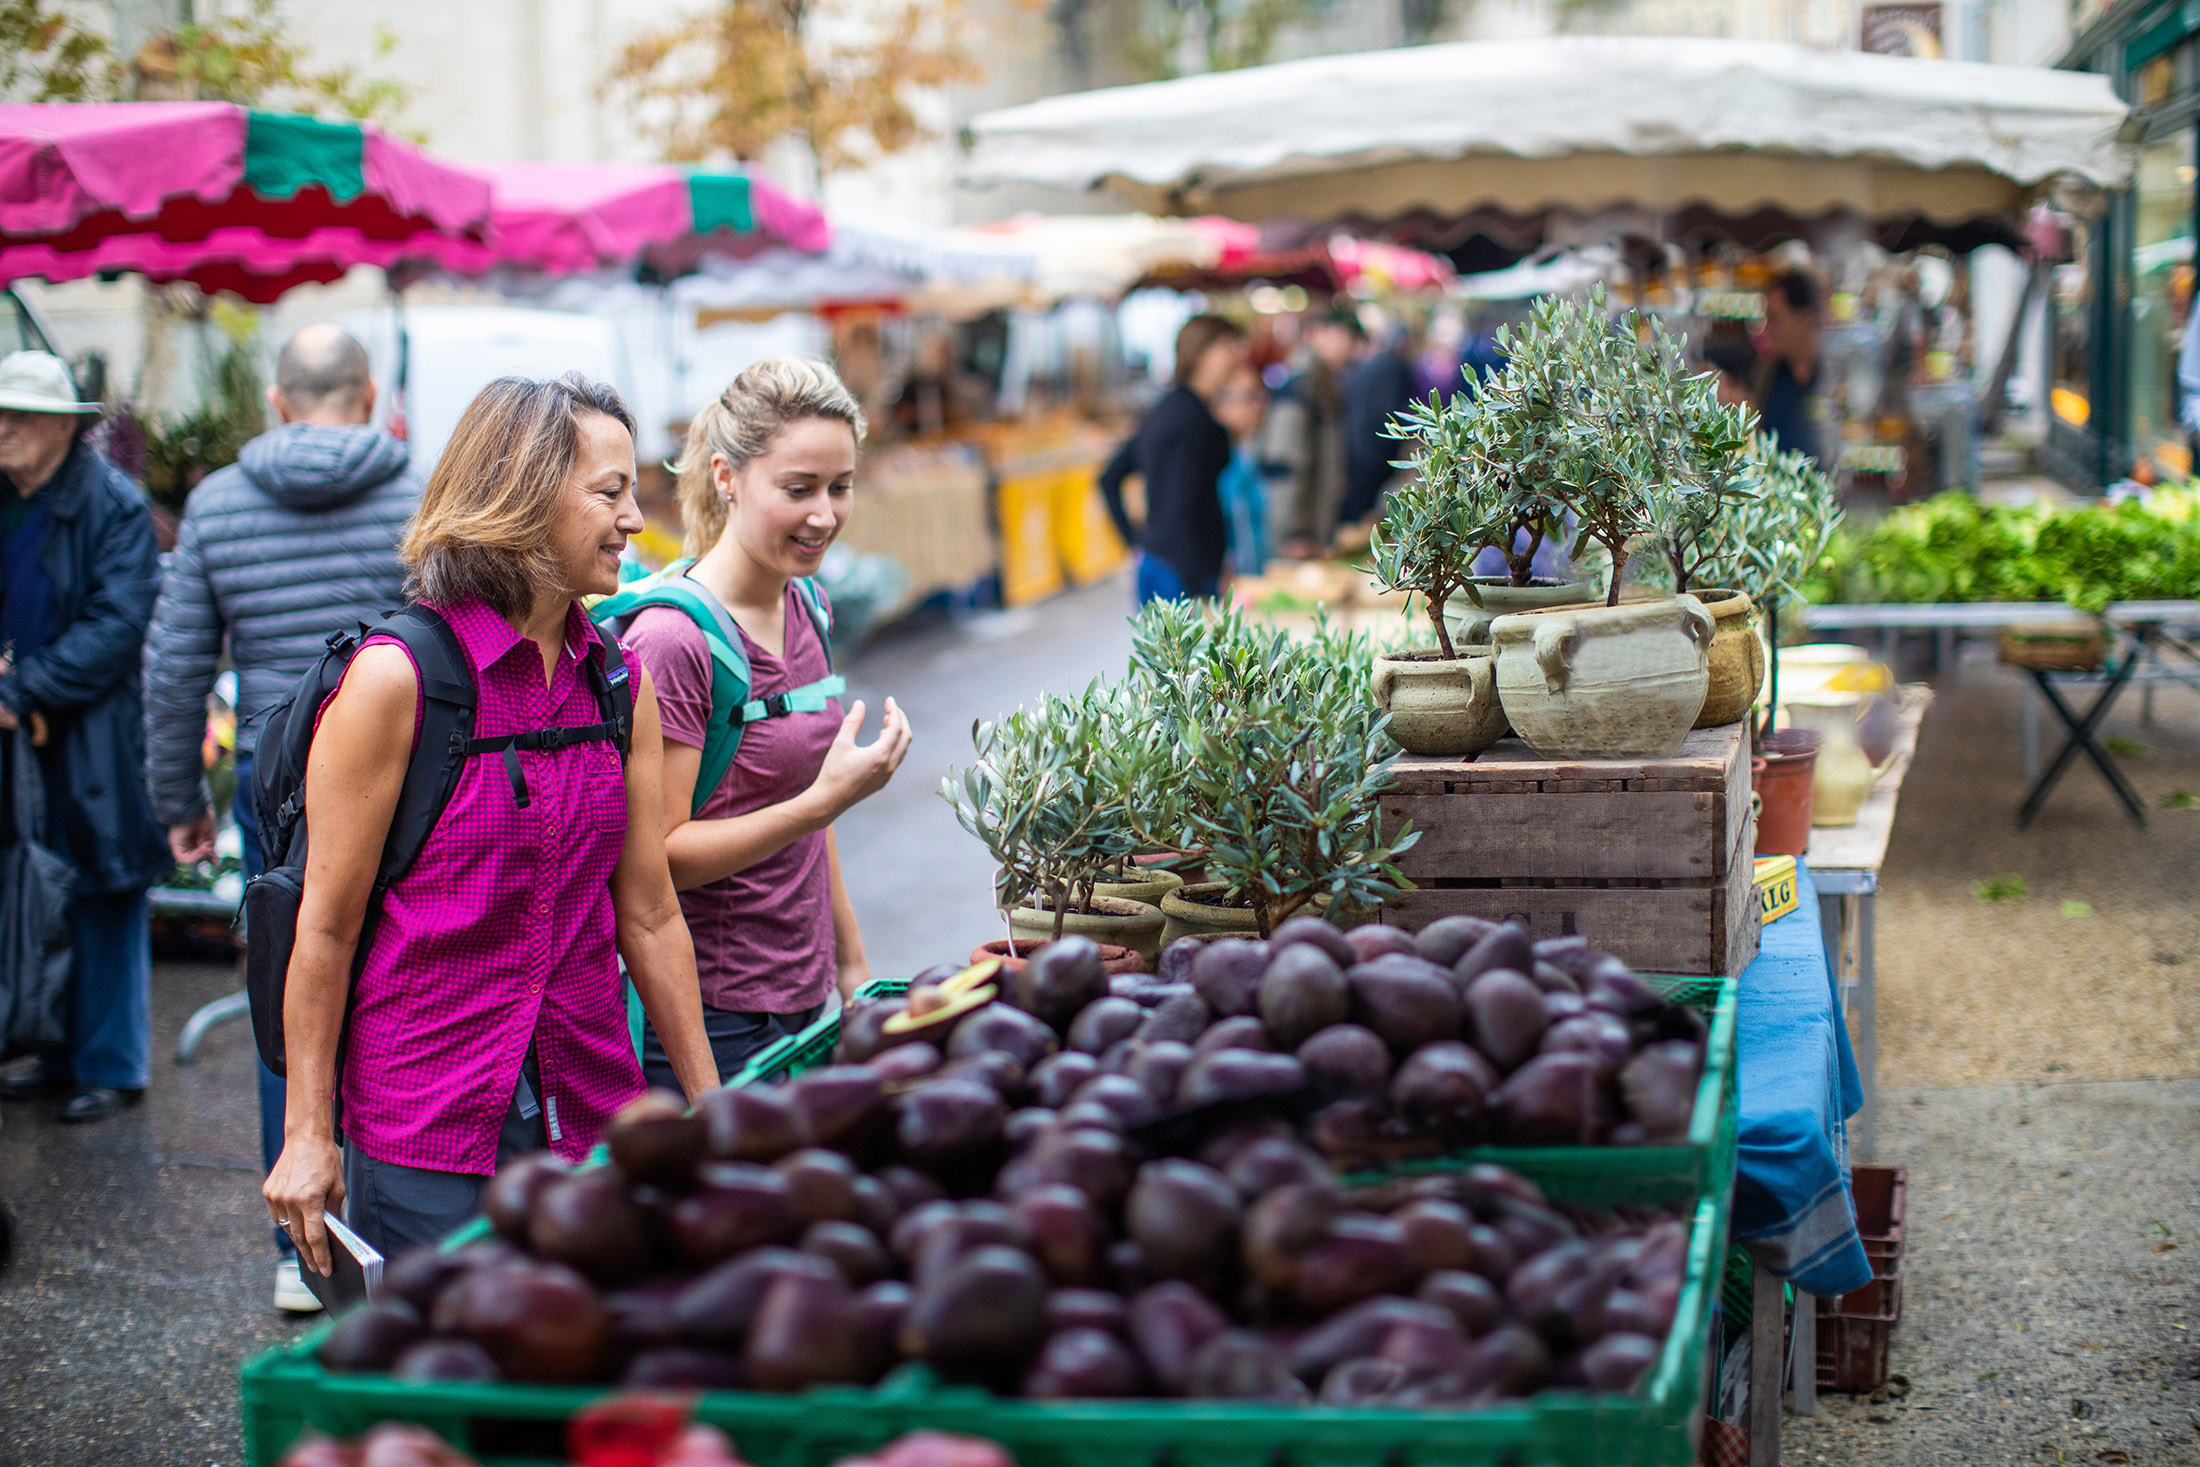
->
xmin=1998 ymin=624 xmax=2106 ymax=672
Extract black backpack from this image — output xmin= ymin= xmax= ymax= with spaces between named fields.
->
xmin=243 ymin=604 xmax=633 ymax=1077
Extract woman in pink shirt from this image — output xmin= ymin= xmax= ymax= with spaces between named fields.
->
xmin=623 ymin=360 xmax=912 ymax=1088
xmin=263 ymin=374 xmax=719 ymax=1272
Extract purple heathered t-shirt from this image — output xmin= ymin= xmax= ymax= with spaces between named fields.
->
xmin=625 ymin=585 xmax=839 ymax=1015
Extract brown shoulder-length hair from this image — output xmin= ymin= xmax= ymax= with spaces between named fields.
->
xmin=401 ymin=373 xmax=636 ymax=617
xmin=1172 ymin=313 xmax=1245 ymax=387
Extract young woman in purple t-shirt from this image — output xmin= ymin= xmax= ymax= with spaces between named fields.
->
xmin=624 ymin=360 xmax=913 ymax=1087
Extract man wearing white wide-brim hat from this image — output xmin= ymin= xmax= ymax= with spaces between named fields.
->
xmin=0 ymin=351 xmax=168 ymax=1125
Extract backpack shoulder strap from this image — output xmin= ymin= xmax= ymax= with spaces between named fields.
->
xmin=371 ymin=604 xmax=478 ymax=890
xmin=793 ymin=576 xmax=834 ymax=670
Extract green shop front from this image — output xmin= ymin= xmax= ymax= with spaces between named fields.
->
xmin=2050 ymin=0 xmax=2200 ymax=490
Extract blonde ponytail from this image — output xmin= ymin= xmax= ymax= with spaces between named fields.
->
xmin=674 ymin=358 xmax=868 ymax=556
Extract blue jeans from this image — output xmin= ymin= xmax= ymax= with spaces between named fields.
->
xmin=640 ymin=1002 xmax=825 ymax=1093
xmin=235 ymin=753 xmax=290 ymax=1258
xmin=1134 ymin=554 xmax=1218 ymax=608
xmin=63 ymin=889 xmax=151 ymax=1090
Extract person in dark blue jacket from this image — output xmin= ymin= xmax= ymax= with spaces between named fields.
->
xmin=1098 ymin=315 xmax=1245 ymax=605
xmin=0 ymin=351 xmax=167 ymax=1124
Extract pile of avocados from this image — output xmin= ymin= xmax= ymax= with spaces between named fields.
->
xmin=316 ymin=916 xmax=1709 ymax=1408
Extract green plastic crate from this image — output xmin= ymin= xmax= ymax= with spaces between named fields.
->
xmin=240 ymin=1174 xmax=1729 ymax=1467
xmin=749 ymin=976 xmax=1739 ymax=1201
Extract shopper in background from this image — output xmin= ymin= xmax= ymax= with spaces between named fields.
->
xmin=142 ymin=322 xmax=416 ymax=1314
xmin=1340 ymin=323 xmax=1420 ymax=528
xmin=0 ymin=351 xmax=167 ymax=1124
xmin=1755 ymin=268 xmax=1829 ymax=467
xmin=1265 ymin=309 xmax=1357 ymax=561
xmin=261 ymin=374 xmax=719 ymax=1269
xmin=1211 ymin=361 xmax=1271 ymax=578
xmin=619 ymin=360 xmax=913 ymax=1089
xmin=1099 ymin=314 xmax=1245 ymax=605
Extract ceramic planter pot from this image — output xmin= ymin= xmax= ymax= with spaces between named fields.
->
xmin=1489 ymin=595 xmax=1714 ymax=759
xmin=1159 ymin=882 xmax=1265 ymax=944
xmin=1446 ymin=578 xmax=1598 ymax=646
xmin=1009 ymin=895 xmax=1166 ymax=962
xmin=1091 ymin=866 xmax=1186 ymax=909
xmin=1688 ymin=588 xmax=1764 ymax=729
xmin=1133 ymin=849 xmax=1208 ymax=886
xmin=1752 ymin=730 xmax=1820 ymax=855
xmin=1371 ymin=648 xmax=1509 ymax=756
xmin=971 ymin=939 xmax=1147 ymax=977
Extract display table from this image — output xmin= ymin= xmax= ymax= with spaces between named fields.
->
xmin=1800 ymin=687 xmax=1930 ymax=1164
xmin=1733 ymin=858 xmax=1873 ymax=1464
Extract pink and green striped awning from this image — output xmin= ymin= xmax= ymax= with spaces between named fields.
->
xmin=0 ymin=102 xmax=493 ymax=302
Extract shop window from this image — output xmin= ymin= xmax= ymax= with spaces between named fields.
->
xmin=2129 ymin=129 xmax=2196 ymax=479
xmin=2047 ymin=211 xmax=2093 ymax=430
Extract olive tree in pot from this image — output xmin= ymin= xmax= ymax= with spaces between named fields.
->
xmin=1132 ymin=608 xmax=1417 ymax=938
xmin=1365 ymin=470 xmax=1511 ymax=756
xmin=1725 ymin=440 xmax=1845 ymax=745
xmin=1638 ymin=378 xmax=1764 ymax=727
xmin=1481 ymin=288 xmax=1716 ymax=759
xmin=939 ymin=681 xmax=1166 ymax=963
xmin=1385 ymin=375 xmax=1587 ymax=647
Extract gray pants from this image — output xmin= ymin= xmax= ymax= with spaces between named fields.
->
xmin=640 ymin=1002 xmax=824 ymax=1092
xmin=342 ymin=1050 xmax=547 ymax=1260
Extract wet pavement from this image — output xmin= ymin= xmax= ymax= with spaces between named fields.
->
xmin=0 ymin=573 xmax=1137 ymax=1467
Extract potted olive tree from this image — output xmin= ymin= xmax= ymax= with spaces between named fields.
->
xmin=1121 ymin=602 xmax=1416 ymax=938
xmin=1365 ymin=470 xmax=1511 ymax=756
xmin=1639 ymin=375 xmax=1763 ymax=728
xmin=1480 ymin=288 xmax=1715 ymax=758
xmin=1385 ymin=380 xmax=1586 ymax=646
xmin=940 ymin=682 xmax=1167 ymax=963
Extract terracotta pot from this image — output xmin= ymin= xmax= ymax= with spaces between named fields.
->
xmin=1159 ymin=882 xmax=1265 ymax=944
xmin=1009 ymin=894 xmax=1166 ymax=963
xmin=1371 ymin=648 xmax=1509 ymax=756
xmin=1489 ymin=595 xmax=1714 ymax=759
xmin=1752 ymin=731 xmax=1820 ymax=857
xmin=1445 ymin=577 xmax=1599 ymax=646
xmin=971 ymin=939 xmax=1147 ymax=977
xmin=1091 ymin=866 xmax=1185 ymax=909
xmin=1687 ymin=588 xmax=1764 ymax=729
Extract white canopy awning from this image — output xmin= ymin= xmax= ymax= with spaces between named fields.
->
xmin=961 ymin=37 xmax=2132 ymax=245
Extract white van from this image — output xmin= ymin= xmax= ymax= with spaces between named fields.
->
xmin=333 ymin=305 xmax=632 ymax=475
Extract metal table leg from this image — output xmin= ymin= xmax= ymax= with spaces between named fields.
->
xmin=1854 ymin=894 xmax=1877 ymax=1163
xmin=1791 ymin=1290 xmax=1817 ymax=1414
xmin=176 ymin=988 xmax=251 ymax=1062
xmin=1750 ymin=1263 xmax=1785 ymax=1466
xmin=2018 ymin=652 xmax=2149 ymax=829
xmin=2022 ymin=679 xmax=2039 ymax=782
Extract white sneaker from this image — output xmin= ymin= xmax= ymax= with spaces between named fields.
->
xmin=274 ymin=1257 xmax=323 ymax=1313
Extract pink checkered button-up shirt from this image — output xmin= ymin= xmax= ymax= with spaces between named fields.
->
xmin=330 ymin=597 xmax=646 ymax=1175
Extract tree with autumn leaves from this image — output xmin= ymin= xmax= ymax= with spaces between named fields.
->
xmin=608 ymin=0 xmax=975 ymax=175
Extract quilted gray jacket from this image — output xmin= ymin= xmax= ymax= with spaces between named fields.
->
xmin=143 ymin=423 xmax=417 ymax=825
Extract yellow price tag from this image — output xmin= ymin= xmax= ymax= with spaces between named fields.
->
xmin=1754 ymin=855 xmax=1799 ymax=924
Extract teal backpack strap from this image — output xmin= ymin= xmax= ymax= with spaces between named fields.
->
xmin=734 ymin=576 xmax=842 ymax=725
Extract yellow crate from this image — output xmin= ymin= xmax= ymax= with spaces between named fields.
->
xmin=1052 ymin=463 xmax=1127 ymax=585
xmin=996 ymin=471 xmax=1065 ymax=606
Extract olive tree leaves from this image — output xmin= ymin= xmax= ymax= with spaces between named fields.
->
xmin=941 ymin=600 xmax=1418 ymax=941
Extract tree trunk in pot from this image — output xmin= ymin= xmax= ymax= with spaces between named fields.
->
xmin=1008 ymin=895 xmax=1166 ymax=963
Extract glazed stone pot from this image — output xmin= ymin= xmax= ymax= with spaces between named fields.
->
xmin=1091 ymin=866 xmax=1186 ymax=909
xmin=1008 ymin=895 xmax=1166 ymax=963
xmin=1446 ymin=577 xmax=1598 ymax=646
xmin=1371 ymin=648 xmax=1509 ymax=756
xmin=1158 ymin=882 xmax=1266 ymax=944
xmin=1489 ymin=595 xmax=1714 ymax=759
xmin=1688 ymin=588 xmax=1765 ymax=729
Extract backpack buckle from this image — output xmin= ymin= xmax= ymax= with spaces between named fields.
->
xmin=759 ymin=692 xmax=791 ymax=719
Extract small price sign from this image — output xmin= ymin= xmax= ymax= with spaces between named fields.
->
xmin=1754 ymin=855 xmax=1799 ymax=925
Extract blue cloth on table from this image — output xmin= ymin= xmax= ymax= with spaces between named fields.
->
xmin=1731 ymin=858 xmax=1874 ymax=1299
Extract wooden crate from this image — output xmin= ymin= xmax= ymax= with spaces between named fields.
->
xmin=1377 ymin=720 xmax=1760 ymax=977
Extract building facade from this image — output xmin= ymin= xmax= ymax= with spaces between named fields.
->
xmin=2050 ymin=0 xmax=2200 ymax=489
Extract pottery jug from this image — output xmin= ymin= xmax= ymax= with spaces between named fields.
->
xmin=1489 ymin=595 xmax=1714 ymax=759
xmin=1784 ymin=694 xmax=1877 ymax=826
xmin=1371 ymin=648 xmax=1509 ymax=756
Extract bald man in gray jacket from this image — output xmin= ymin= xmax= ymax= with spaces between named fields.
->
xmin=142 ymin=322 xmax=415 ymax=1313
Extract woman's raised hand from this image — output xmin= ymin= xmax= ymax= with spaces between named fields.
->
xmin=810 ymin=697 xmax=913 ymax=819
